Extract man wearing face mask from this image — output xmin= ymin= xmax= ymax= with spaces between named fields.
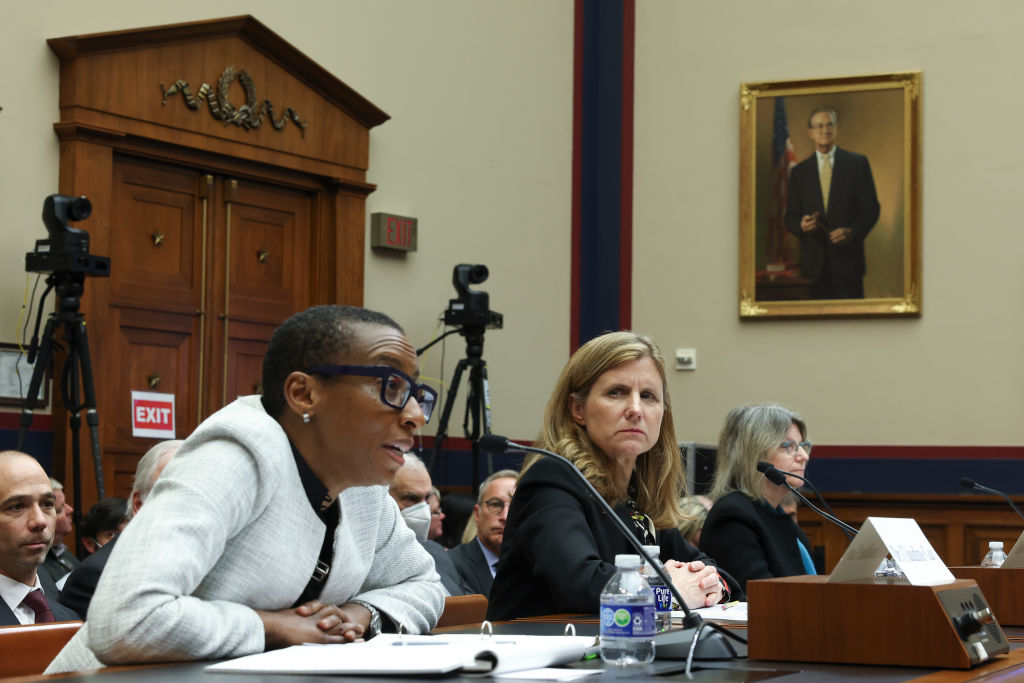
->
xmin=389 ymin=455 xmax=471 ymax=596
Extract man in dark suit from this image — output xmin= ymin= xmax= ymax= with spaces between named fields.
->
xmin=785 ymin=107 xmax=880 ymax=299
xmin=449 ymin=470 xmax=517 ymax=597
xmin=388 ymin=454 xmax=472 ymax=596
xmin=0 ymin=451 xmax=79 ymax=625
xmin=41 ymin=479 xmax=79 ymax=587
xmin=59 ymin=440 xmax=181 ymax=619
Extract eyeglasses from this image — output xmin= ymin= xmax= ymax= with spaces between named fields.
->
xmin=304 ymin=364 xmax=438 ymax=422
xmin=481 ymin=498 xmax=511 ymax=515
xmin=780 ymin=440 xmax=813 ymax=456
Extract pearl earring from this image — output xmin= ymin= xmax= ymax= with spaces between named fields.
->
xmin=302 ymin=412 xmax=311 ymax=424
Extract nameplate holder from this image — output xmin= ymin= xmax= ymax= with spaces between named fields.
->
xmin=999 ymin=530 xmax=1024 ymax=568
xmin=828 ymin=516 xmax=954 ymax=585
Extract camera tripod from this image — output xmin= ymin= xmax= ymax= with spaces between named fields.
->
xmin=17 ymin=270 xmax=105 ymax=520
xmin=429 ymin=326 xmax=494 ymax=488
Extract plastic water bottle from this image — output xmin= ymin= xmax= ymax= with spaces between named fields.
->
xmin=981 ymin=541 xmax=1007 ymax=567
xmin=641 ymin=545 xmax=672 ymax=633
xmin=600 ymin=554 xmax=655 ymax=665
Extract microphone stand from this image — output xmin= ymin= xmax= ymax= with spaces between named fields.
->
xmin=480 ymin=435 xmax=741 ymax=666
xmin=961 ymin=478 xmax=1024 ymax=522
xmin=758 ymin=462 xmax=856 ymax=540
xmin=781 ymin=470 xmax=840 ymax=519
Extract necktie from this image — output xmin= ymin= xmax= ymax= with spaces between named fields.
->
xmin=820 ymin=156 xmax=832 ymax=211
xmin=22 ymin=589 xmax=55 ymax=623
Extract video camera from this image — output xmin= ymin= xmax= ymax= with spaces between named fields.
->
xmin=443 ymin=264 xmax=503 ymax=330
xmin=25 ymin=195 xmax=110 ymax=277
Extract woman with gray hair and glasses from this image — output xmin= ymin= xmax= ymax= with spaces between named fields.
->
xmin=698 ymin=404 xmax=816 ymax=593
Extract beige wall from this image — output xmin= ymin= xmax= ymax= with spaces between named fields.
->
xmin=634 ymin=0 xmax=1024 ymax=446
xmin=0 ymin=1 xmax=573 ymax=438
xmin=4 ymin=1 xmax=1023 ymax=449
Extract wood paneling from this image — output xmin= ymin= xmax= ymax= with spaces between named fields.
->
xmin=798 ymin=493 xmax=1024 ymax=571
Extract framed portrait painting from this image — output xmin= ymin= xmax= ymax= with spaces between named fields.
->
xmin=738 ymin=72 xmax=921 ymax=318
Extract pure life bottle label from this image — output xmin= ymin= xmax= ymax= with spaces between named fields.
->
xmin=601 ymin=604 xmax=654 ymax=637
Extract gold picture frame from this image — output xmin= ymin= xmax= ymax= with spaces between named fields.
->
xmin=738 ymin=72 xmax=921 ymax=318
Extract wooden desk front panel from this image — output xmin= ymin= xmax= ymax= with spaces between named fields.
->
xmin=796 ymin=493 xmax=1024 ymax=572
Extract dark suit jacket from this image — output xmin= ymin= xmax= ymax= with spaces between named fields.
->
xmin=487 ymin=458 xmax=739 ymax=621
xmin=698 ymin=490 xmax=814 ymax=594
xmin=41 ymin=545 xmax=80 ymax=583
xmin=58 ymin=533 xmax=118 ymax=619
xmin=0 ymin=567 xmax=80 ymax=625
xmin=449 ymin=539 xmax=494 ymax=597
xmin=784 ymin=147 xmax=880 ymax=290
xmin=421 ymin=539 xmax=473 ymax=597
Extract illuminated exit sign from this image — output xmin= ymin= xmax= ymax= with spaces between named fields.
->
xmin=370 ymin=213 xmax=418 ymax=252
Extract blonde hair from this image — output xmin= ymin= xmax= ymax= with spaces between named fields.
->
xmin=710 ymin=404 xmax=806 ymax=502
xmin=523 ymin=331 xmax=686 ymax=529
xmin=676 ymin=496 xmax=711 ymax=544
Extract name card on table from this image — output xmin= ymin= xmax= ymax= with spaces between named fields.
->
xmin=829 ymin=517 xmax=954 ymax=585
xmin=1000 ymin=531 xmax=1024 ymax=568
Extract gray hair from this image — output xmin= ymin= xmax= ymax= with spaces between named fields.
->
xmin=476 ymin=469 xmax=519 ymax=504
xmin=710 ymin=404 xmax=806 ymax=502
xmin=401 ymin=452 xmax=427 ymax=470
xmin=49 ymin=478 xmax=63 ymax=491
xmin=807 ymin=107 xmax=838 ymax=128
xmin=127 ymin=440 xmax=183 ymax=518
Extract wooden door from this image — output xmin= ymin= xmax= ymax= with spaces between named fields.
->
xmin=103 ymin=154 xmax=315 ymax=494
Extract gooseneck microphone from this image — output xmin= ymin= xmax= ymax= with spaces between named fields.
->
xmin=961 ymin=477 xmax=1024 ymax=522
xmin=480 ymin=434 xmax=740 ymax=663
xmin=777 ymin=469 xmax=839 ymax=519
xmin=757 ymin=462 xmax=858 ymax=540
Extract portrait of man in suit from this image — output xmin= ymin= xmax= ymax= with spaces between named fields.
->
xmin=784 ymin=107 xmax=880 ymax=299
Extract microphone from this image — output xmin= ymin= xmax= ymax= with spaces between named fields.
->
xmin=775 ymin=469 xmax=840 ymax=519
xmin=757 ymin=462 xmax=857 ymax=540
xmin=961 ymin=477 xmax=1024 ymax=522
xmin=480 ymin=434 xmax=738 ymax=660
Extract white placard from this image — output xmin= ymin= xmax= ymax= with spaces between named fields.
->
xmin=829 ymin=517 xmax=954 ymax=586
xmin=131 ymin=390 xmax=176 ymax=439
xmin=1000 ymin=531 xmax=1024 ymax=568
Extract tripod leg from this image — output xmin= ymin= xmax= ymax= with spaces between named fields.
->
xmin=16 ymin=316 xmax=60 ymax=450
xmin=479 ymin=361 xmax=495 ymax=475
xmin=430 ymin=358 xmax=469 ymax=472
xmin=72 ymin=319 xmax=105 ymax=497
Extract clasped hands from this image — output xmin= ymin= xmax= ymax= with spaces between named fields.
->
xmin=664 ymin=560 xmax=724 ymax=608
xmin=258 ymin=599 xmax=372 ymax=649
xmin=799 ymin=212 xmax=853 ymax=244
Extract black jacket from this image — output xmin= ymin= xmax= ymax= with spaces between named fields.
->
xmin=699 ymin=490 xmax=814 ymax=593
xmin=487 ymin=457 xmax=737 ymax=620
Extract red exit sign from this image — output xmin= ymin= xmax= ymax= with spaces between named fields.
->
xmin=370 ymin=213 xmax=418 ymax=252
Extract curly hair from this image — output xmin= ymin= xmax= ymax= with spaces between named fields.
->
xmin=710 ymin=403 xmax=806 ymax=502
xmin=523 ymin=331 xmax=686 ymax=529
xmin=261 ymin=305 xmax=403 ymax=417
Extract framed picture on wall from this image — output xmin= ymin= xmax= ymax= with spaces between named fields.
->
xmin=0 ymin=343 xmax=49 ymax=407
xmin=738 ymin=71 xmax=922 ymax=318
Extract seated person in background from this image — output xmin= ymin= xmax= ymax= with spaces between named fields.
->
xmin=488 ymin=331 xmax=734 ymax=620
xmin=77 ymin=497 xmax=128 ymax=556
xmin=46 ymin=305 xmax=444 ymax=673
xmin=41 ymin=478 xmax=78 ymax=586
xmin=676 ymin=495 xmax=713 ymax=546
xmin=699 ymin=404 xmax=816 ymax=593
xmin=428 ymin=487 xmax=444 ymax=541
xmin=449 ymin=470 xmax=517 ymax=597
xmin=388 ymin=453 xmax=471 ymax=596
xmin=59 ymin=440 xmax=182 ymax=619
xmin=0 ymin=451 xmax=79 ymax=625
xmin=437 ymin=492 xmax=475 ymax=549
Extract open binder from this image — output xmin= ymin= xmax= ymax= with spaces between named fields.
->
xmin=206 ymin=626 xmax=597 ymax=677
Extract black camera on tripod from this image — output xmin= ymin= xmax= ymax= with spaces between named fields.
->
xmin=25 ymin=195 xmax=110 ymax=277
xmin=443 ymin=264 xmax=503 ymax=330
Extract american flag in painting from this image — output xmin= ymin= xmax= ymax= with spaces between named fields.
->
xmin=768 ymin=97 xmax=797 ymax=264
